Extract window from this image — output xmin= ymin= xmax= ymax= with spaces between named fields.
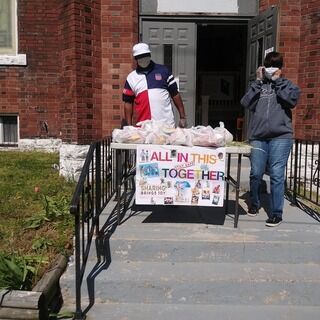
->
xmin=0 ymin=0 xmax=17 ymax=55
xmin=0 ymin=0 xmax=26 ymax=65
xmin=0 ymin=115 xmax=18 ymax=145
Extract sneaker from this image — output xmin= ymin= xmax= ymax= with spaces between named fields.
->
xmin=265 ymin=216 xmax=282 ymax=227
xmin=247 ymin=206 xmax=259 ymax=217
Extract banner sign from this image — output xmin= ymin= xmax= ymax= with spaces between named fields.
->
xmin=136 ymin=145 xmax=225 ymax=207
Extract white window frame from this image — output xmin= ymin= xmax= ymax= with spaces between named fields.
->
xmin=0 ymin=0 xmax=26 ymax=66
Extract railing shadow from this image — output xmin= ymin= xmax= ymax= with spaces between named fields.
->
xmin=81 ymin=188 xmax=135 ymax=316
xmin=79 ymin=188 xmax=247 ymax=316
xmin=240 ymin=188 xmax=320 ymax=223
xmin=285 ymin=191 xmax=320 ymax=223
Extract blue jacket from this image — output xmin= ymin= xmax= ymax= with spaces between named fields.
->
xmin=240 ymin=78 xmax=300 ymax=140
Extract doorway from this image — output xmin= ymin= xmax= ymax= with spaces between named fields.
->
xmin=196 ymin=23 xmax=248 ymax=140
xmin=142 ymin=21 xmax=196 ymax=126
xmin=141 ymin=8 xmax=277 ymax=140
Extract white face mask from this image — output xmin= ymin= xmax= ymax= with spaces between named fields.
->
xmin=137 ymin=56 xmax=151 ymax=68
xmin=264 ymin=67 xmax=279 ymax=80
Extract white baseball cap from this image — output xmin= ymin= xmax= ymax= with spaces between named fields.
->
xmin=132 ymin=43 xmax=151 ymax=57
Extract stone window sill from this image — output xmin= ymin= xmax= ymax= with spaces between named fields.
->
xmin=0 ymin=54 xmax=27 ymax=66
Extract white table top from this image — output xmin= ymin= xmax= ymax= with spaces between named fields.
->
xmin=110 ymin=142 xmax=251 ymax=155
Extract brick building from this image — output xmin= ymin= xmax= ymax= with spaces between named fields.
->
xmin=0 ymin=0 xmax=319 ymax=149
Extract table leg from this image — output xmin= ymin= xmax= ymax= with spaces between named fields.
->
xmin=115 ymin=149 xmax=122 ymax=224
xmin=234 ymin=154 xmax=242 ymax=228
xmin=115 ymin=149 xmax=122 ymax=200
xmin=225 ymin=154 xmax=231 ymax=216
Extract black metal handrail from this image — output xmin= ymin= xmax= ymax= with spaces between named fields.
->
xmin=286 ymin=139 xmax=320 ymax=219
xmin=69 ymin=137 xmax=117 ymax=320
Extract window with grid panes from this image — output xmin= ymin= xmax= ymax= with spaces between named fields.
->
xmin=0 ymin=0 xmax=17 ymax=55
xmin=0 ymin=115 xmax=18 ymax=145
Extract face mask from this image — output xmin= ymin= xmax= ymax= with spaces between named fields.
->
xmin=264 ymin=67 xmax=279 ymax=80
xmin=137 ymin=56 xmax=151 ymax=68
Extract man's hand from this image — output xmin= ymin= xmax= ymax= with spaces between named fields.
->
xmin=256 ymin=66 xmax=264 ymax=81
xmin=124 ymin=102 xmax=133 ymax=126
xmin=272 ymin=69 xmax=282 ymax=81
xmin=178 ymin=118 xmax=187 ymax=128
xmin=172 ymin=93 xmax=187 ymax=128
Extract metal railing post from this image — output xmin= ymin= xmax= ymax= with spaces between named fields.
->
xmin=292 ymin=139 xmax=299 ymax=205
xmin=72 ymin=204 xmax=84 ymax=320
xmin=95 ymin=142 xmax=101 ymax=235
xmin=70 ymin=138 xmax=117 ymax=319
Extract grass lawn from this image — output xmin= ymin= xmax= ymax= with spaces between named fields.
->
xmin=0 ymin=150 xmax=75 ymax=290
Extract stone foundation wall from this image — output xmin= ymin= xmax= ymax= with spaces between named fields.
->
xmin=17 ymin=138 xmax=89 ymax=181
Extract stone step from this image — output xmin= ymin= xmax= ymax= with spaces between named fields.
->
xmin=108 ymin=223 xmax=320 ymax=244
xmin=87 ymin=209 xmax=320 ymax=263
xmin=99 ymin=239 xmax=320 ymax=264
xmin=61 ymin=303 xmax=320 ymax=320
xmin=63 ymin=261 xmax=320 ymax=282
xmin=61 ymin=194 xmax=320 ymax=319
xmin=101 ymin=197 xmax=319 ymax=235
xmin=61 ymin=261 xmax=320 ymax=306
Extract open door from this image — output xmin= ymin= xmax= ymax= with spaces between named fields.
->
xmin=142 ymin=21 xmax=196 ymax=126
xmin=244 ymin=6 xmax=278 ymax=137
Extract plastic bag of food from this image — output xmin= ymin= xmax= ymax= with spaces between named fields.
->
xmin=138 ymin=119 xmax=175 ymax=145
xmin=211 ymin=122 xmax=233 ymax=147
xmin=144 ymin=125 xmax=172 ymax=145
xmin=144 ymin=131 xmax=169 ymax=145
xmin=167 ymin=127 xmax=193 ymax=146
xmin=112 ymin=126 xmax=146 ymax=144
xmin=190 ymin=125 xmax=215 ymax=147
xmin=191 ymin=122 xmax=233 ymax=147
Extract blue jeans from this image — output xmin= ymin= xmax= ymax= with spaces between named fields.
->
xmin=249 ymin=139 xmax=293 ymax=217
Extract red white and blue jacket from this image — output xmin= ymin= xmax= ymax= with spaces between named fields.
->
xmin=122 ymin=61 xmax=178 ymax=127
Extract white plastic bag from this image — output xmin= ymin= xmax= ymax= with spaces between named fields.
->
xmin=167 ymin=127 xmax=193 ymax=146
xmin=145 ymin=130 xmax=169 ymax=144
xmin=211 ymin=122 xmax=233 ymax=147
xmin=190 ymin=122 xmax=233 ymax=147
xmin=190 ymin=125 xmax=215 ymax=147
xmin=112 ymin=126 xmax=146 ymax=144
xmin=138 ymin=119 xmax=175 ymax=145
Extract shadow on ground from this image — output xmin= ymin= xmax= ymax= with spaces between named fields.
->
xmin=240 ymin=179 xmax=272 ymax=217
xmin=80 ymin=190 xmax=136 ymax=316
xmin=130 ymin=199 xmax=248 ymax=225
xmin=285 ymin=191 xmax=320 ymax=223
xmin=80 ymin=188 xmax=251 ymax=316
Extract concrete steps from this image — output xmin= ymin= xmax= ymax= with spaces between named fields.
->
xmin=60 ymin=196 xmax=320 ymax=319
xmin=73 ymin=303 xmax=320 ymax=320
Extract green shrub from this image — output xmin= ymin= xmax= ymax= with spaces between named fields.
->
xmin=0 ymin=252 xmax=47 ymax=290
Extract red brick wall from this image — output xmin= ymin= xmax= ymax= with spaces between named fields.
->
xmin=1 ymin=0 xmax=62 ymax=140
xmin=0 ymin=0 xmax=103 ymax=144
xmin=101 ymin=0 xmax=139 ymax=137
xmin=59 ymin=0 xmax=103 ymax=144
xmin=2 ymin=1 xmax=318 ymax=143
xmin=58 ymin=0 xmax=78 ymax=143
xmin=296 ymin=0 xmax=320 ymax=140
xmin=259 ymin=0 xmax=320 ymax=140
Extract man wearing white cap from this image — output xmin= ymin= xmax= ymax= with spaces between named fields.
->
xmin=122 ymin=42 xmax=187 ymax=128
